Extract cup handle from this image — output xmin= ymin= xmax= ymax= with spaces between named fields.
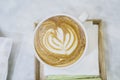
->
xmin=78 ymin=12 xmax=88 ymax=22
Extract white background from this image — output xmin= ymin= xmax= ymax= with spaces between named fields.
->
xmin=0 ymin=0 xmax=120 ymax=80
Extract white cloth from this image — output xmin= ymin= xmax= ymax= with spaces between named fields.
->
xmin=0 ymin=37 xmax=13 ymax=80
xmin=44 ymin=21 xmax=99 ymax=76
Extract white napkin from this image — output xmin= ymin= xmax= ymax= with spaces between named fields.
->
xmin=0 ymin=37 xmax=13 ymax=80
xmin=43 ymin=21 xmax=99 ymax=76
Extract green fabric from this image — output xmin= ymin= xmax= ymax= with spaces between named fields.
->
xmin=46 ymin=75 xmax=101 ymax=80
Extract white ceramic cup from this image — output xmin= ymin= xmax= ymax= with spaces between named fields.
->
xmin=33 ymin=13 xmax=88 ymax=68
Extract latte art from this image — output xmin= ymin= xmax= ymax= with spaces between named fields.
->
xmin=34 ymin=16 xmax=86 ymax=67
xmin=43 ymin=27 xmax=78 ymax=55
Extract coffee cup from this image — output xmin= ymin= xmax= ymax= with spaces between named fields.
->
xmin=33 ymin=13 xmax=88 ymax=67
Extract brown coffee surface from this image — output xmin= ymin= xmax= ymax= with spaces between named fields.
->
xmin=34 ymin=16 xmax=86 ymax=67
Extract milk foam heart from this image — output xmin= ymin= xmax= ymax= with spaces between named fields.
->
xmin=43 ymin=26 xmax=78 ymax=55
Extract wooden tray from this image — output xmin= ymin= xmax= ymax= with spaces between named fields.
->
xmin=34 ymin=19 xmax=107 ymax=80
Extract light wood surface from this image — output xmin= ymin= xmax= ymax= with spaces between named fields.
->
xmin=34 ymin=19 xmax=107 ymax=80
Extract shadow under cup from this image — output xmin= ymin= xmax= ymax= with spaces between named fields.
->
xmin=34 ymin=15 xmax=86 ymax=67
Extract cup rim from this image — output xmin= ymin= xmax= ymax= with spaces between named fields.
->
xmin=33 ymin=13 xmax=88 ymax=68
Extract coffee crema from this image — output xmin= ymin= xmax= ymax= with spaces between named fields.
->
xmin=34 ymin=16 xmax=86 ymax=67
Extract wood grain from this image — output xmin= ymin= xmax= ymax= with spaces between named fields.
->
xmin=35 ymin=58 xmax=40 ymax=80
xmin=88 ymin=19 xmax=107 ymax=80
xmin=34 ymin=22 xmax=40 ymax=80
